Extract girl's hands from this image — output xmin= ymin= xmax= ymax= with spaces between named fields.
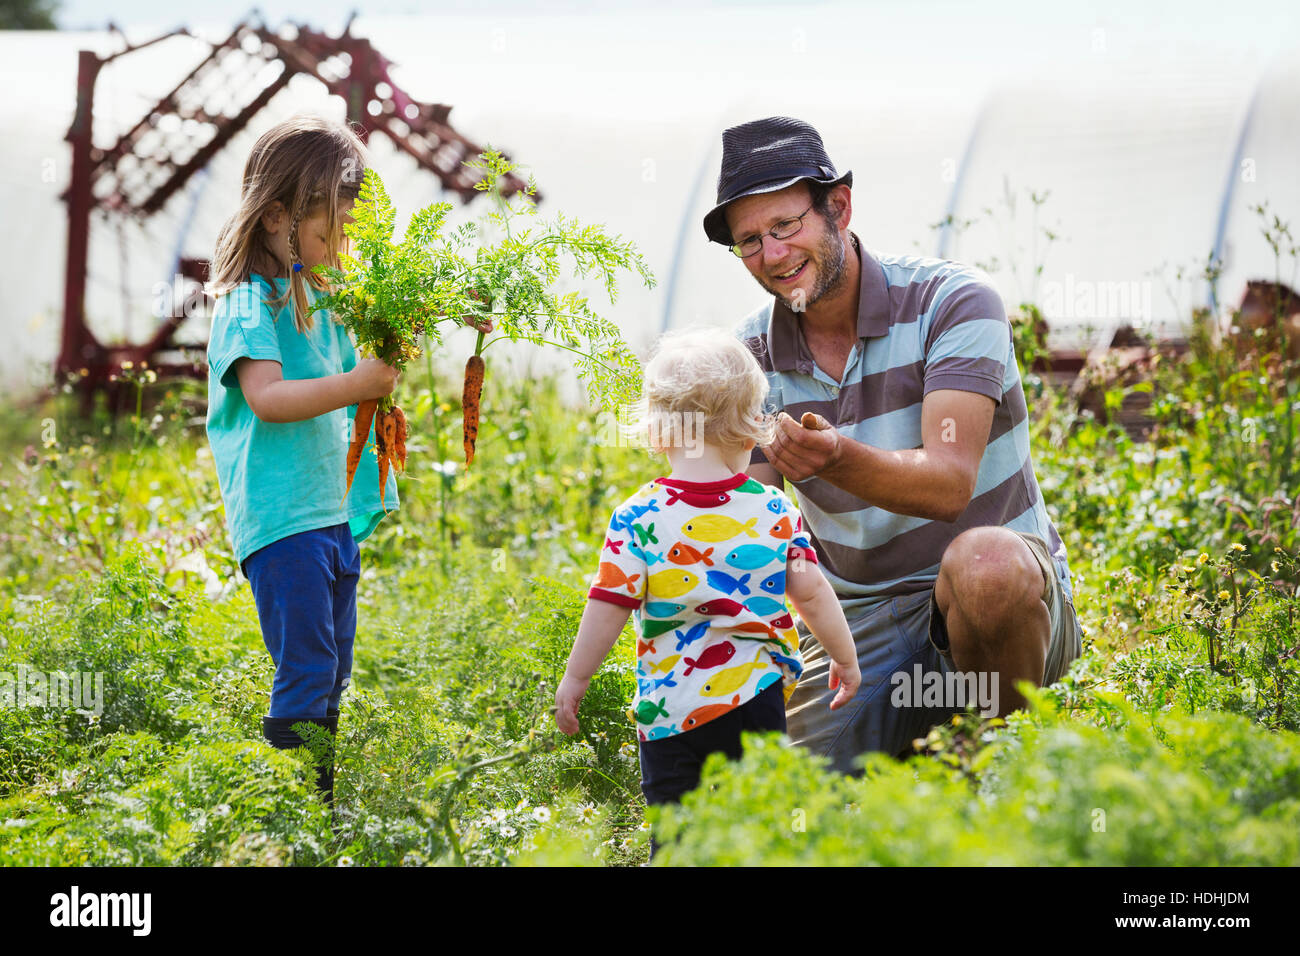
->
xmin=554 ymin=674 xmax=590 ymax=735
xmin=349 ymin=357 xmax=400 ymax=402
xmin=827 ymin=656 xmax=861 ymax=711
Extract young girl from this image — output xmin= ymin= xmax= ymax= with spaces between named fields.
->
xmin=554 ymin=327 xmax=861 ymax=850
xmin=207 ymin=115 xmax=426 ymax=804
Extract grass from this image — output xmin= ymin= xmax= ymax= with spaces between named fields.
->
xmin=0 ymin=228 xmax=1297 ymax=865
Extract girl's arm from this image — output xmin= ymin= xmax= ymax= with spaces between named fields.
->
xmin=235 ymin=356 xmax=398 ymax=424
xmin=555 ymin=599 xmax=634 ymax=734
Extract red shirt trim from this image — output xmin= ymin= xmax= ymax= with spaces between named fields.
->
xmin=588 ymin=587 xmax=641 ymax=609
xmin=653 ymin=473 xmax=750 ymax=493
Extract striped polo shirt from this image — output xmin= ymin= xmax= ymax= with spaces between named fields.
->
xmin=735 ymin=233 xmax=1074 ymax=617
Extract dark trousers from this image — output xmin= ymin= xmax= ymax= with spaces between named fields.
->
xmin=638 ymin=679 xmax=786 ymax=856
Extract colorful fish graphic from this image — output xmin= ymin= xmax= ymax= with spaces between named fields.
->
xmin=735 ymin=477 xmax=766 ymax=494
xmin=644 ymin=601 xmax=686 ymax=618
xmin=647 ymin=654 xmax=682 ymax=674
xmin=706 ymin=569 xmax=752 ymax=596
xmin=627 ymin=541 xmax=665 ymax=566
xmin=766 ymin=498 xmax=784 ymax=515
xmin=768 ymin=612 xmax=794 ymax=630
xmin=653 ymin=671 xmax=678 ymax=691
xmin=682 ymin=694 xmax=742 ymax=730
xmin=593 ymin=562 xmax=640 ymax=594
xmin=632 ymin=522 xmax=658 ymax=547
xmin=665 ymin=487 xmax=732 ymax=508
xmin=648 ymin=569 xmax=699 ymax=598
xmin=613 ymin=500 xmax=661 ymax=537
xmin=729 ymin=620 xmax=781 ymax=642
xmin=637 ymin=638 xmax=658 ymax=655
xmin=743 ymin=595 xmax=785 ymax=616
xmin=770 ymin=649 xmax=801 ymax=672
xmin=759 ymin=572 xmax=786 ymax=595
xmin=630 ymin=483 xmax=657 ymax=501
xmin=769 ymin=515 xmax=793 ymax=539
xmin=754 ymin=672 xmax=782 ymax=695
xmin=673 ymin=621 xmax=710 ymax=651
xmin=634 ymin=697 xmax=670 ymax=725
xmin=695 ymin=598 xmax=746 ymax=616
xmin=724 ymin=542 xmax=787 ymax=570
xmin=645 ymin=724 xmax=679 ymax=740
xmin=682 ymin=640 xmax=736 ymax=676
xmin=701 ymin=649 xmax=769 ymax=697
xmin=641 ymin=618 xmax=685 ymax=639
xmin=627 ymin=500 xmax=661 ymax=523
xmin=604 ymin=536 xmax=624 ymax=554
xmin=667 ymin=542 xmax=715 ymax=567
xmin=681 ymin=515 xmax=759 ymax=542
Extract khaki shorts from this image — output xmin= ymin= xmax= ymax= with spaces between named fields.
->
xmin=785 ymin=530 xmax=1082 ymax=772
xmin=928 ymin=530 xmax=1082 ymax=687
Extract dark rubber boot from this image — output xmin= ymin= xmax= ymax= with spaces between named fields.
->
xmin=261 ymin=714 xmax=338 ymax=805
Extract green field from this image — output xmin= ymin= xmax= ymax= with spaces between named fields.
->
xmin=1 ymin=304 xmax=1297 ymax=866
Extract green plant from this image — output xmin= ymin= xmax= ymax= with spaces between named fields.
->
xmin=312 ymin=150 xmax=656 ymax=472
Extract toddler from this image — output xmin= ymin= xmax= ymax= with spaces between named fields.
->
xmin=555 ymin=326 xmax=860 ymax=850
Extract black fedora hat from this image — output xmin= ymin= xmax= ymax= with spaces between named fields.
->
xmin=703 ymin=116 xmax=852 ymax=246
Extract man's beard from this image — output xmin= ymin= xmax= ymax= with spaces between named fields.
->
xmin=754 ymin=224 xmax=849 ymax=311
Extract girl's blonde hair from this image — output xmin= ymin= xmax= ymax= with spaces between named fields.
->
xmin=634 ymin=326 xmax=777 ymax=455
xmin=211 ymin=115 xmax=368 ymax=333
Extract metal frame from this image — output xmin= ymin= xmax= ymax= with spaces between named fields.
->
xmin=59 ymin=13 xmax=532 ymax=409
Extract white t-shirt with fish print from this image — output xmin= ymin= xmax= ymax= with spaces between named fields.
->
xmin=587 ymin=472 xmax=817 ymax=741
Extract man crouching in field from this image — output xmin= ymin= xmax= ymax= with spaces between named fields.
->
xmin=707 ymin=117 xmax=1083 ymax=773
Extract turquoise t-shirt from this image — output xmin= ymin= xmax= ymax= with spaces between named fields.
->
xmin=205 ymin=274 xmax=398 ymax=566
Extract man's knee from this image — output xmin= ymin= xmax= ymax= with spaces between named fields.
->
xmin=936 ymin=527 xmax=1046 ymax=635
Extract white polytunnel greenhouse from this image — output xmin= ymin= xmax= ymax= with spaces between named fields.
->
xmin=2 ymin=6 xmax=1298 ymax=398
xmin=669 ymin=58 xmax=1300 ymax=354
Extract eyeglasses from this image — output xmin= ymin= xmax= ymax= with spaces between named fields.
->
xmin=729 ymin=203 xmax=817 ymax=258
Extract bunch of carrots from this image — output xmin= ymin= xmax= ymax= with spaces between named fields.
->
xmin=344 ymin=312 xmax=487 ymax=510
xmin=344 ymin=392 xmax=408 ymax=512
xmin=315 ymin=154 xmax=652 ymax=508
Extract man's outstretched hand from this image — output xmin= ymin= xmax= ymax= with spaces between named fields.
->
xmin=759 ymin=411 xmax=842 ymax=482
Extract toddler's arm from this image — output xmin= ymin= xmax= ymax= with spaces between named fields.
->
xmin=235 ymin=357 xmax=398 ymax=424
xmin=786 ymin=558 xmax=861 ymax=709
xmin=555 ymin=599 xmax=634 ymax=735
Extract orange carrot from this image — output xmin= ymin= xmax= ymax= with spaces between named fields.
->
xmin=391 ymin=406 xmax=408 ymax=474
xmin=376 ymin=408 xmax=394 ymax=512
xmin=463 ymin=354 xmax=485 ymax=466
xmin=345 ymin=399 xmax=379 ymax=501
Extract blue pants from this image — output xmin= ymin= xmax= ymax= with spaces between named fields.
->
xmin=241 ymin=523 xmax=360 ymax=719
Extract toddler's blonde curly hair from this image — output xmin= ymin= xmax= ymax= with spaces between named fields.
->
xmin=632 ymin=326 xmax=777 ymax=456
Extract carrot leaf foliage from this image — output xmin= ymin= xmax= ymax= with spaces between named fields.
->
xmin=312 ymin=150 xmax=654 ymax=411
